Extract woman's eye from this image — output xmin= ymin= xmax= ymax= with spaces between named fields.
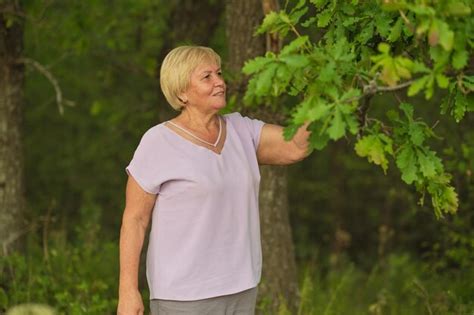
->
xmin=217 ymin=72 xmax=222 ymax=76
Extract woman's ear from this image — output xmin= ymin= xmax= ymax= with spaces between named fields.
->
xmin=177 ymin=93 xmax=188 ymax=104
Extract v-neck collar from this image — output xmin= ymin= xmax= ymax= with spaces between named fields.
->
xmin=161 ymin=116 xmax=227 ymax=156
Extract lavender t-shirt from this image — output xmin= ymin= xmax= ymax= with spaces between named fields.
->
xmin=125 ymin=112 xmax=265 ymax=301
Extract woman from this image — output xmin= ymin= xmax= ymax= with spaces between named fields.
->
xmin=117 ymin=46 xmax=311 ymax=315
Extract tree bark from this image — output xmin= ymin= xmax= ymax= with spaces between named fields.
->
xmin=156 ymin=0 xmax=224 ymax=122
xmin=226 ymin=0 xmax=299 ymax=313
xmin=0 ymin=1 xmax=25 ymax=255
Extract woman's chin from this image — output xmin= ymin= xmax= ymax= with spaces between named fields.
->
xmin=213 ymin=102 xmax=227 ymax=110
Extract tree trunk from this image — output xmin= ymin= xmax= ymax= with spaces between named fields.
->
xmin=225 ymin=0 xmax=299 ymax=313
xmin=156 ymin=0 xmax=224 ymax=122
xmin=0 ymin=1 xmax=25 ymax=255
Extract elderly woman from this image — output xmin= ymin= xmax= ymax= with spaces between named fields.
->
xmin=117 ymin=46 xmax=311 ymax=315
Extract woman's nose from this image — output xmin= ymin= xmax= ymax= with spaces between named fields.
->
xmin=214 ymin=75 xmax=225 ymax=86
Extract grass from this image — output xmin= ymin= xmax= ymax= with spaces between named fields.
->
xmin=259 ymin=254 xmax=474 ymax=315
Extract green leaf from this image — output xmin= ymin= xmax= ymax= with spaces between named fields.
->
xmin=293 ymin=97 xmax=330 ymax=124
xmin=295 ymin=0 xmax=307 ymax=10
xmin=409 ymin=124 xmax=425 ymax=146
xmin=435 ymin=74 xmax=449 ymax=89
xmin=290 ymin=7 xmax=309 ymax=24
xmin=429 ymin=181 xmax=459 ymax=216
xmin=377 ymin=43 xmax=390 ymax=54
xmin=255 ymin=63 xmax=277 ymax=96
xmin=328 ymin=108 xmax=346 ymax=140
xmin=468 ymin=95 xmax=474 ymax=113
xmin=375 ymin=13 xmax=392 ymax=38
xmin=412 ymin=61 xmax=430 ymax=74
xmin=357 ymin=23 xmax=374 ymax=44
xmin=311 ymin=0 xmax=329 ymax=8
xmin=279 ymin=12 xmax=292 ymax=25
xmin=416 ymin=19 xmax=430 ymax=36
xmin=309 ymin=124 xmax=330 ymax=150
xmin=394 ymin=56 xmax=413 ymax=79
xmin=256 ymin=11 xmax=280 ymax=35
xmin=301 ymin=16 xmax=317 ymax=27
xmin=386 ymin=109 xmax=400 ymax=122
xmin=308 ymin=99 xmax=331 ymax=120
xmin=340 ymin=88 xmax=361 ymax=102
xmin=399 ymin=103 xmax=414 ymax=120
xmin=319 ymin=62 xmax=336 ymax=82
xmin=417 ymin=149 xmax=438 ymax=178
xmin=280 ymin=36 xmax=309 ymax=55
xmin=407 ymin=76 xmax=429 ymax=96
xmin=428 ymin=19 xmax=441 ymax=46
xmin=429 ymin=46 xmax=450 ymax=65
xmin=388 ymin=18 xmax=403 ymax=42
xmin=343 ymin=17 xmax=363 ymax=27
xmin=283 ymin=124 xmax=300 ymax=141
xmin=345 ymin=114 xmax=359 ymax=135
xmin=463 ymin=75 xmax=474 ymax=91
xmin=454 ymin=90 xmax=467 ymax=122
xmin=423 ymin=75 xmax=436 ymax=99
xmin=438 ymin=20 xmax=454 ymax=51
xmin=396 ymin=146 xmax=419 ymax=184
xmin=452 ymin=50 xmax=468 ymax=70
xmin=280 ymin=54 xmax=310 ymax=68
xmin=446 ymin=2 xmax=471 ymax=16
xmin=440 ymin=93 xmax=452 ymax=115
xmin=355 ymin=134 xmax=393 ymax=173
xmin=242 ymin=57 xmax=272 ymax=75
xmin=317 ymin=8 xmax=333 ymax=27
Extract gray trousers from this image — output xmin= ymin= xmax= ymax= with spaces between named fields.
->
xmin=150 ymin=287 xmax=258 ymax=315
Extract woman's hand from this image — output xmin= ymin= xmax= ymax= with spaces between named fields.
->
xmin=117 ymin=288 xmax=144 ymax=315
xmin=257 ymin=122 xmax=312 ymax=165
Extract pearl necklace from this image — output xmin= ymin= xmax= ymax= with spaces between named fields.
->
xmin=166 ymin=116 xmax=222 ymax=148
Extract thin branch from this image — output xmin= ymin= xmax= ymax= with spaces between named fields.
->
xmin=398 ymin=10 xmax=416 ymax=34
xmin=393 ymin=91 xmax=404 ymax=104
xmin=377 ymin=80 xmax=414 ymax=92
xmin=357 ymin=94 xmax=373 ymax=139
xmin=354 ymin=77 xmax=413 ymax=137
xmin=16 ymin=57 xmax=75 ymax=114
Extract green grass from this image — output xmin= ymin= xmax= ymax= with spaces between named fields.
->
xmin=3 ymin=236 xmax=473 ymax=315
xmin=259 ymin=254 xmax=474 ymax=315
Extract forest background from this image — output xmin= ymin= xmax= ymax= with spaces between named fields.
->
xmin=0 ymin=0 xmax=473 ymax=314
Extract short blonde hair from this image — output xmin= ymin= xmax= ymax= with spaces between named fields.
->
xmin=160 ymin=46 xmax=221 ymax=111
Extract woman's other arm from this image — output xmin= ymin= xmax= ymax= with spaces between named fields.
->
xmin=117 ymin=176 xmax=157 ymax=315
xmin=257 ymin=122 xmax=312 ymax=165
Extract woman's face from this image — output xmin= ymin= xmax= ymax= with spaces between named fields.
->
xmin=181 ymin=61 xmax=226 ymax=112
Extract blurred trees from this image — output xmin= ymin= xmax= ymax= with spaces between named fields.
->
xmin=0 ymin=0 xmax=473 ymax=313
xmin=0 ymin=0 xmax=25 ymax=254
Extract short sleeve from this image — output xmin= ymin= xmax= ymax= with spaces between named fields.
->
xmin=227 ymin=112 xmax=265 ymax=151
xmin=125 ymin=128 xmax=162 ymax=194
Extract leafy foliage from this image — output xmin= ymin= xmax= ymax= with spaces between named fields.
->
xmin=243 ymin=0 xmax=473 ymax=217
xmin=0 ymin=227 xmax=120 ymax=314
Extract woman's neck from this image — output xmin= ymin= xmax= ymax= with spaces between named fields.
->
xmin=176 ymin=108 xmax=220 ymax=132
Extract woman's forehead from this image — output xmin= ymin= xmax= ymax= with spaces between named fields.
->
xmin=193 ymin=61 xmax=220 ymax=75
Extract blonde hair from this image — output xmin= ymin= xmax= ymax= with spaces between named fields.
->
xmin=160 ymin=46 xmax=221 ymax=111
